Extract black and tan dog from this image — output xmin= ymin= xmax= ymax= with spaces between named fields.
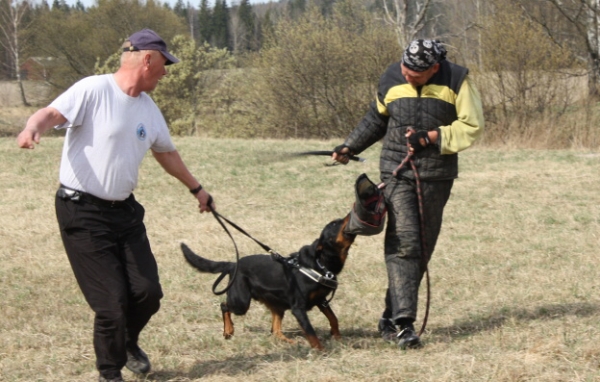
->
xmin=181 ymin=214 xmax=356 ymax=350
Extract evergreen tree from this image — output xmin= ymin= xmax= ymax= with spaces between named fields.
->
xmin=51 ymin=0 xmax=69 ymax=12
xmin=173 ymin=0 xmax=187 ymax=19
xmin=287 ymin=0 xmax=306 ymax=19
xmin=74 ymin=0 xmax=85 ymax=12
xmin=39 ymin=0 xmax=50 ymax=11
xmin=197 ymin=0 xmax=212 ymax=44
xmin=260 ymin=9 xmax=275 ymax=44
xmin=237 ymin=0 xmax=255 ymax=51
xmin=30 ymin=0 xmax=50 ymax=20
xmin=319 ymin=0 xmax=335 ymax=17
xmin=212 ymin=0 xmax=230 ymax=50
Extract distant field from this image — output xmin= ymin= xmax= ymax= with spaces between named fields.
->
xmin=0 ymin=81 xmax=54 ymax=137
xmin=1 ymin=138 xmax=599 ymax=381
xmin=0 ymin=80 xmax=51 ymax=107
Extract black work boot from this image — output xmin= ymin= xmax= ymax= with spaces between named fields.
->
xmin=378 ymin=317 xmax=398 ymax=343
xmin=125 ymin=345 xmax=151 ymax=374
xmin=396 ymin=323 xmax=421 ymax=350
xmin=98 ymin=373 xmax=124 ymax=382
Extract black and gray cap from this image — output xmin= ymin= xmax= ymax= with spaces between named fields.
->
xmin=402 ymin=39 xmax=447 ymax=72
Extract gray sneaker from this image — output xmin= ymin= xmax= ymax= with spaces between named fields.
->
xmin=126 ymin=346 xmax=151 ymax=374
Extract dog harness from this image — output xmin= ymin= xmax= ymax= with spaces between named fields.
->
xmin=271 ymin=253 xmax=338 ymax=290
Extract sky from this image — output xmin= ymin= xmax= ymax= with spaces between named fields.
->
xmin=64 ymin=0 xmax=273 ymax=7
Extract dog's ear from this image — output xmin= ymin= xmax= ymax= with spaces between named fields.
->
xmin=297 ymin=243 xmax=317 ymax=261
xmin=300 ymin=244 xmax=312 ymax=253
xmin=313 ymin=237 xmax=325 ymax=256
xmin=309 ymin=238 xmax=321 ymax=252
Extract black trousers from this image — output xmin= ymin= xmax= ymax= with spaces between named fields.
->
xmin=381 ymin=177 xmax=454 ymax=322
xmin=55 ymin=190 xmax=163 ymax=378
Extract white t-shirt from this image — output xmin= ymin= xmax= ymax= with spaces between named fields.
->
xmin=50 ymin=74 xmax=176 ymax=200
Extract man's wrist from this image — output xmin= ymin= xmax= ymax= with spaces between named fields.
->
xmin=190 ymin=184 xmax=203 ymax=195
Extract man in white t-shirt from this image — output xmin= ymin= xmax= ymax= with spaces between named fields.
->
xmin=17 ymin=29 xmax=213 ymax=382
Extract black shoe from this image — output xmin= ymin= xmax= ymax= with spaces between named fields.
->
xmin=98 ymin=375 xmax=124 ymax=382
xmin=397 ymin=325 xmax=422 ymax=350
xmin=378 ymin=317 xmax=398 ymax=343
xmin=126 ymin=346 xmax=151 ymax=374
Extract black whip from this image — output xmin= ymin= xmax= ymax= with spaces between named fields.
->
xmin=293 ymin=150 xmax=366 ymax=163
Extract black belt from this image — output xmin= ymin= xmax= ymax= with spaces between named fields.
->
xmin=57 ymin=185 xmax=131 ymax=208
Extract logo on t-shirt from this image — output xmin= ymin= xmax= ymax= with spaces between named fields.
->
xmin=136 ymin=123 xmax=147 ymax=141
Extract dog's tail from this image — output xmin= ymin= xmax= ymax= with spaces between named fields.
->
xmin=181 ymin=243 xmax=234 ymax=274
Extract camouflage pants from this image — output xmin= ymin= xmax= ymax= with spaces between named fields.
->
xmin=381 ymin=176 xmax=453 ymax=322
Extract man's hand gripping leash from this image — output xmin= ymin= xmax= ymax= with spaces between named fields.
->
xmin=192 ymin=186 xmax=214 ymax=213
xmin=406 ymin=127 xmax=430 ymax=154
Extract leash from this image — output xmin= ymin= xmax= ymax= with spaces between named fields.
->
xmin=206 ymin=196 xmax=283 ymax=295
xmin=391 ymin=146 xmax=431 ymax=338
xmin=207 ymin=198 xmax=340 ymax=303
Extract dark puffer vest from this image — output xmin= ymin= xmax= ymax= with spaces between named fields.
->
xmin=345 ymin=60 xmax=469 ymax=181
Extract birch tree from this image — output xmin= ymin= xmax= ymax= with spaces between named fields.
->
xmin=0 ymin=0 xmax=31 ymax=106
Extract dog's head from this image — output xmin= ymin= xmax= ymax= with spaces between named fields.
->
xmin=313 ymin=214 xmax=356 ymax=273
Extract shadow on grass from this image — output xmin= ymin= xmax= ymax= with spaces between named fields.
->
xmin=146 ymin=349 xmax=313 ymax=380
xmin=139 ymin=302 xmax=598 ymax=380
xmin=429 ymin=301 xmax=599 ymax=339
xmin=142 ymin=328 xmax=379 ymax=380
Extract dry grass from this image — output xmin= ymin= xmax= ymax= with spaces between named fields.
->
xmin=1 ymin=137 xmax=600 ymax=381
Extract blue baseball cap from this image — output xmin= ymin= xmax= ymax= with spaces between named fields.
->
xmin=124 ymin=29 xmax=179 ymax=65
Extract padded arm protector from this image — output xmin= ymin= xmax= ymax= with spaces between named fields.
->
xmin=345 ymin=101 xmax=389 ymax=155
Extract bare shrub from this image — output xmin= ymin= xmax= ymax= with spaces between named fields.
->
xmin=247 ymin=0 xmax=399 ymax=139
xmin=475 ymin=0 xmax=592 ymax=148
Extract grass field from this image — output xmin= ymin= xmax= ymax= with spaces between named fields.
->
xmin=1 ymin=137 xmax=599 ymax=381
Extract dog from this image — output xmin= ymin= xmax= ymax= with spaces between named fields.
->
xmin=181 ymin=214 xmax=356 ymax=350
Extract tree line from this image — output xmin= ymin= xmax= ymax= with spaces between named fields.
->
xmin=0 ymin=0 xmax=359 ymax=83
xmin=1 ymin=0 xmax=599 ymax=148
